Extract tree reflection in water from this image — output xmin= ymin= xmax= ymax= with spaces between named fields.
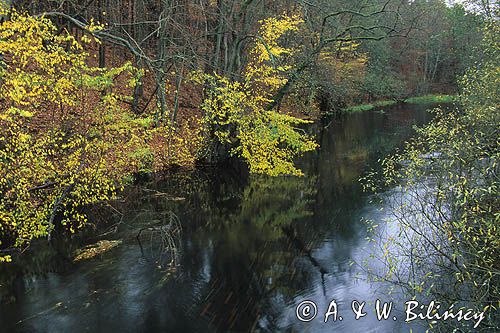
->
xmin=0 ymin=103 xmax=439 ymax=332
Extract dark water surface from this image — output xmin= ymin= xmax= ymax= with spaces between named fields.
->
xmin=0 ymin=104 xmax=440 ymax=332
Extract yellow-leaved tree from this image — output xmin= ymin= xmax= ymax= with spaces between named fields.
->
xmin=0 ymin=8 xmax=147 ymax=262
xmin=192 ymin=14 xmax=318 ymax=176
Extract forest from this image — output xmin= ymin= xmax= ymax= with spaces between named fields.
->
xmin=0 ymin=0 xmax=498 ymax=332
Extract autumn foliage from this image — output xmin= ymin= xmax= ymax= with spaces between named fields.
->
xmin=0 ymin=9 xmax=201 ymax=261
xmin=0 ymin=10 xmax=319 ymax=261
xmin=192 ymin=15 xmax=317 ymax=176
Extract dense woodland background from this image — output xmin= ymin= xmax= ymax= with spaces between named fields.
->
xmin=4 ymin=0 xmax=488 ymax=115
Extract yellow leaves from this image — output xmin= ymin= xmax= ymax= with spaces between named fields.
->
xmin=237 ymin=111 xmax=317 ymax=176
xmin=0 ymin=255 xmax=12 ymax=263
xmin=17 ymin=132 xmax=31 ymax=143
xmin=191 ymin=14 xmax=317 ymax=176
xmin=0 ymin=10 xmax=316 ymax=264
xmin=80 ymin=34 xmax=92 ymax=44
xmin=0 ymin=1 xmax=8 ymax=15
xmin=318 ymin=40 xmax=368 ymax=94
xmin=0 ymin=10 xmax=148 ymax=263
xmin=256 ymin=14 xmax=303 ymax=59
xmin=73 ymin=240 xmax=122 ymax=262
xmin=245 ymin=14 xmax=303 ymax=97
xmin=0 ymin=9 xmax=91 ymax=114
xmin=86 ymin=17 xmax=105 ymax=33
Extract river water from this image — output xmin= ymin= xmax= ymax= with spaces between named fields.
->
xmin=0 ymin=103 xmax=440 ymax=332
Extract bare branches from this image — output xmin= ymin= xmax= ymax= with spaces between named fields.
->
xmin=321 ymin=0 xmax=392 ymax=28
xmin=40 ymin=11 xmax=156 ymax=66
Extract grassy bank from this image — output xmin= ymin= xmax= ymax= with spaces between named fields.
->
xmin=403 ymin=94 xmax=455 ymax=104
xmin=345 ymin=94 xmax=456 ymax=113
xmin=345 ymin=100 xmax=397 ymax=113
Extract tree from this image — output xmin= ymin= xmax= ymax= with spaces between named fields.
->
xmin=191 ymin=14 xmax=318 ymax=176
xmin=0 ymin=8 xmax=146 ymax=262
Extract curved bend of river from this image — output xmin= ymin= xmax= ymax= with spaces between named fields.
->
xmin=0 ymin=103 xmax=442 ymax=332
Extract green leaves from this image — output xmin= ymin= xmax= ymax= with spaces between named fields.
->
xmin=363 ymin=21 xmax=500 ymax=330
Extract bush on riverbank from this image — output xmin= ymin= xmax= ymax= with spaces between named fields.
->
xmin=363 ymin=22 xmax=499 ymax=331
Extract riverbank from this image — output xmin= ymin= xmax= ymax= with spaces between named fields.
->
xmin=344 ymin=94 xmax=456 ymax=113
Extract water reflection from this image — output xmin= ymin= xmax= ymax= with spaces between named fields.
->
xmin=0 ymin=103 xmax=437 ymax=332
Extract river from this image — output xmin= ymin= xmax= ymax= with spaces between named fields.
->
xmin=0 ymin=103 xmax=442 ymax=332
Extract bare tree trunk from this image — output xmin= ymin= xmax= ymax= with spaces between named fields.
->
xmin=431 ymin=43 xmax=442 ymax=83
xmin=172 ymin=61 xmax=184 ymax=123
xmin=131 ymin=0 xmax=145 ymax=113
xmin=156 ymin=1 xmax=170 ymax=124
xmin=213 ymin=0 xmax=225 ymax=73
xmin=98 ymin=0 xmax=106 ymax=68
